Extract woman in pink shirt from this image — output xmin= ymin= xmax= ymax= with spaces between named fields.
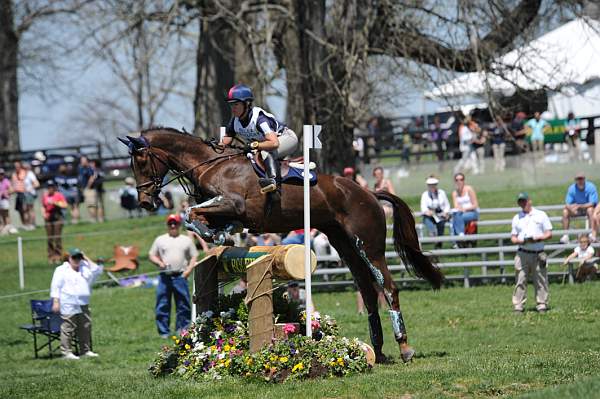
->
xmin=42 ymin=180 xmax=67 ymax=264
xmin=0 ymin=168 xmax=13 ymax=233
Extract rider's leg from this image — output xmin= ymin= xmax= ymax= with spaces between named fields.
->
xmin=258 ymin=152 xmax=279 ymax=193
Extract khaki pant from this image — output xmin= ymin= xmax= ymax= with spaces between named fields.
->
xmin=61 ymin=305 xmax=92 ymax=355
xmin=512 ymin=251 xmax=548 ymax=311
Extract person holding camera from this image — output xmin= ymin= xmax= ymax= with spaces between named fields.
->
xmin=420 ymin=175 xmax=450 ymax=248
xmin=511 ymin=192 xmax=553 ymax=313
xmin=50 ymin=248 xmax=103 ymax=359
xmin=149 ymin=214 xmax=198 ymax=337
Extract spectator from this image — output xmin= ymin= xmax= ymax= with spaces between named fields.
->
xmin=451 ymin=173 xmax=480 ymax=243
xmin=42 ymin=180 xmax=68 ymax=264
xmin=560 ymin=172 xmax=598 ymax=244
xmin=490 ymin=115 xmax=509 ymax=171
xmin=373 ymin=166 xmax=395 ymax=218
xmin=23 ymin=163 xmax=40 ymax=227
xmin=90 ymin=160 xmax=105 ymax=222
xmin=563 ymin=233 xmax=597 ymax=282
xmin=511 ymin=192 xmax=552 ymax=313
xmin=343 ymin=167 xmax=368 ymax=189
xmin=510 ymin=112 xmax=528 ymax=153
xmin=55 ymin=164 xmax=81 ymax=224
xmin=231 ymin=275 xmax=248 ymax=294
xmin=472 ymin=123 xmax=488 ymax=174
xmin=149 ymin=214 xmax=198 ymax=337
xmin=401 ymin=131 xmax=411 ymax=163
xmin=564 ymin=111 xmax=581 ymax=158
xmin=284 ymin=281 xmax=314 ymax=311
xmin=0 ymin=168 xmax=16 ymax=235
xmin=526 ymin=112 xmax=549 ymax=153
xmin=282 ymin=229 xmax=316 ymax=245
xmin=453 ymin=117 xmax=479 ymax=175
xmin=78 ymin=156 xmax=95 ymax=221
xmin=11 ymin=161 xmax=39 ymax=230
xmin=119 ymin=177 xmax=140 ymax=218
xmin=411 ymin=117 xmax=424 ymax=164
xmin=249 ymin=233 xmax=280 ymax=246
xmin=50 ymin=248 xmax=103 ymax=359
xmin=420 ymin=175 xmax=450 ymax=247
xmin=429 ymin=116 xmax=448 ymax=162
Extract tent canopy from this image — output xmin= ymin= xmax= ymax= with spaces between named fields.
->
xmin=426 ymin=18 xmax=600 ymax=99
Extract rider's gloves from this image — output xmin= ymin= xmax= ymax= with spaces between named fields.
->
xmin=244 ymin=141 xmax=259 ymax=153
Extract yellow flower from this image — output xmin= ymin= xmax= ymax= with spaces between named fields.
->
xmin=184 ymin=344 xmax=191 ymax=350
xmin=210 ymin=345 xmax=217 ymax=351
xmin=179 ymin=351 xmax=185 ymax=356
xmin=224 ymin=344 xmax=231 ymax=352
xmin=292 ymin=362 xmax=304 ymax=372
xmin=269 ymin=355 xmax=277 ymax=362
xmin=264 ymin=363 xmax=271 ymax=370
xmin=337 ymin=357 xmax=344 ymax=365
xmin=175 ymin=339 xmax=180 ymax=345
xmin=225 ymin=359 xmax=231 ymax=368
xmin=329 ymin=361 xmax=336 ymax=367
xmin=171 ymin=335 xmax=177 ymax=341
xmin=279 ymin=356 xmax=288 ymax=363
xmin=245 ymin=357 xmax=253 ymax=365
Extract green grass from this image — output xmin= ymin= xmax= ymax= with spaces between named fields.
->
xmin=1 ymin=182 xmax=600 ymax=398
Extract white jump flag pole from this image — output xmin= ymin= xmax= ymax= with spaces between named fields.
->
xmin=303 ymin=124 xmax=322 ymax=337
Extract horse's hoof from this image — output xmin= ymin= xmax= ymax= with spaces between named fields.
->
xmin=401 ymin=348 xmax=415 ymax=363
xmin=375 ymin=353 xmax=394 ymax=364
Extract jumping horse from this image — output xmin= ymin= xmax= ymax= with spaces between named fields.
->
xmin=120 ymin=127 xmax=443 ymax=363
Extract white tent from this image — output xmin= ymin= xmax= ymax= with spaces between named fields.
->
xmin=425 ymin=17 xmax=600 ymax=117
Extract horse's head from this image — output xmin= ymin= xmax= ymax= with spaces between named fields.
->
xmin=118 ymin=135 xmax=170 ymax=211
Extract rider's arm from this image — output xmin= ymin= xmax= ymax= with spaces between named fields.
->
xmin=255 ymin=132 xmax=279 ymax=151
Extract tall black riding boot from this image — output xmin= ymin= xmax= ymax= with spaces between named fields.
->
xmin=259 ymin=153 xmax=280 ymax=193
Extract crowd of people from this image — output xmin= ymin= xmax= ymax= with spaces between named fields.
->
xmin=365 ymin=110 xmax=589 ymax=170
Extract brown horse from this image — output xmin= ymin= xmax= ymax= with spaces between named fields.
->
xmin=121 ymin=127 xmax=443 ymax=363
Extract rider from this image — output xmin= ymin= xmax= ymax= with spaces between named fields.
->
xmin=220 ymin=84 xmax=298 ymax=193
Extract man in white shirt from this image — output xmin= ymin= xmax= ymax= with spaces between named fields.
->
xmin=50 ymin=248 xmax=103 ymax=359
xmin=149 ymin=214 xmax=198 ymax=337
xmin=510 ymin=192 xmax=553 ymax=313
xmin=420 ymin=176 xmax=450 ymax=248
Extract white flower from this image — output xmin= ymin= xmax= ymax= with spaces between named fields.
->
xmin=217 ymin=352 xmax=226 ymax=360
xmin=201 ymin=310 xmax=214 ymax=319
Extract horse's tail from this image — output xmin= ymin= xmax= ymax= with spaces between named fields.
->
xmin=374 ymin=190 xmax=444 ymax=289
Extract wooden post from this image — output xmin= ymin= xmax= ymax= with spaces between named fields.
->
xmin=246 ymin=257 xmax=274 ymax=353
xmin=193 ymin=254 xmax=219 ymax=313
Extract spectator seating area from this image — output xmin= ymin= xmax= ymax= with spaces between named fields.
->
xmin=312 ymin=204 xmax=599 ymax=288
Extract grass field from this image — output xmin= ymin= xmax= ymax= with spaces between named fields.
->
xmin=1 ymin=184 xmax=600 ymax=398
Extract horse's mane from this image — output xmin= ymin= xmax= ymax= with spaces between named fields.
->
xmin=139 ymin=126 xmax=237 ymax=154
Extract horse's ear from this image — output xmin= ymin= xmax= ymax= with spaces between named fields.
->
xmin=117 ymin=137 xmax=130 ymax=146
xmin=127 ymin=135 xmax=147 ymax=149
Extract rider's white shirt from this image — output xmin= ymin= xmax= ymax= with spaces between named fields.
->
xmin=231 ymin=107 xmax=280 ymax=142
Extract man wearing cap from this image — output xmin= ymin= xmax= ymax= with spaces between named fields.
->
xmin=511 ymin=192 xmax=553 ymax=313
xmin=42 ymin=180 xmax=68 ymax=264
xmin=561 ymin=173 xmax=598 ymax=244
xmin=149 ymin=214 xmax=198 ymax=337
xmin=51 ymin=248 xmax=103 ymax=359
xmin=420 ymin=175 xmax=450 ymax=247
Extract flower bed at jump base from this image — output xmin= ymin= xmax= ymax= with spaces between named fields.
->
xmin=149 ymin=293 xmax=372 ymax=382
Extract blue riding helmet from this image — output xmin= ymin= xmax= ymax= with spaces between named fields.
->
xmin=226 ymin=84 xmax=254 ymax=103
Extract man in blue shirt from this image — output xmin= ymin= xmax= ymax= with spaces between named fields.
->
xmin=561 ymin=172 xmax=598 ymax=243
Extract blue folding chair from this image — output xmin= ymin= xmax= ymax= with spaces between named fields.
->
xmin=19 ymin=299 xmax=79 ymax=358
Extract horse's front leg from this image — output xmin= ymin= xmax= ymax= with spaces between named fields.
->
xmin=184 ymin=194 xmax=246 ymax=244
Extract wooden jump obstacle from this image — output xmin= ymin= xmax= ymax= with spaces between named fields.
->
xmin=184 ymin=244 xmax=317 ymax=352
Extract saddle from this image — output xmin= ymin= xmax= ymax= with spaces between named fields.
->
xmin=250 ymin=155 xmax=318 ymax=186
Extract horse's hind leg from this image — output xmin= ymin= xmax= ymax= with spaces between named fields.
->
xmin=324 ymin=229 xmax=387 ymax=363
xmin=374 ymin=257 xmax=415 ymax=363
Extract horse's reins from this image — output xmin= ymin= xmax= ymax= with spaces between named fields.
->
xmin=134 ymin=145 xmax=245 ymax=199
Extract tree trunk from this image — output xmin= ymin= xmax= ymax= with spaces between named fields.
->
xmin=193 ymin=16 xmax=234 ymax=139
xmin=0 ymin=0 xmax=20 ymax=152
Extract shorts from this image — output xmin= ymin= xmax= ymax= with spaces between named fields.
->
xmin=24 ymin=192 xmax=36 ymax=205
xmin=84 ymin=188 xmax=100 ymax=208
xmin=15 ymin=192 xmax=25 ymax=212
xmin=0 ymin=198 xmax=9 ymax=210
xmin=63 ymin=190 xmax=80 ymax=206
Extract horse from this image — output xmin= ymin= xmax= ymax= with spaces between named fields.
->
xmin=120 ymin=127 xmax=443 ymax=363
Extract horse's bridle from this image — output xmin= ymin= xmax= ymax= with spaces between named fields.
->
xmin=131 ymin=145 xmax=245 ymax=199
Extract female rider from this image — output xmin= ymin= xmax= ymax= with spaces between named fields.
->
xmin=220 ymin=84 xmax=298 ymax=193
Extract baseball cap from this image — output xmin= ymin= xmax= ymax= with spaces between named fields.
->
xmin=68 ymin=248 xmax=84 ymax=257
xmin=516 ymin=192 xmax=529 ymax=202
xmin=124 ymin=176 xmax=135 ymax=185
xmin=343 ymin=167 xmax=354 ymax=175
xmin=575 ymin=172 xmax=585 ymax=180
xmin=46 ymin=179 xmax=57 ymax=187
xmin=166 ymin=214 xmax=182 ymax=225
